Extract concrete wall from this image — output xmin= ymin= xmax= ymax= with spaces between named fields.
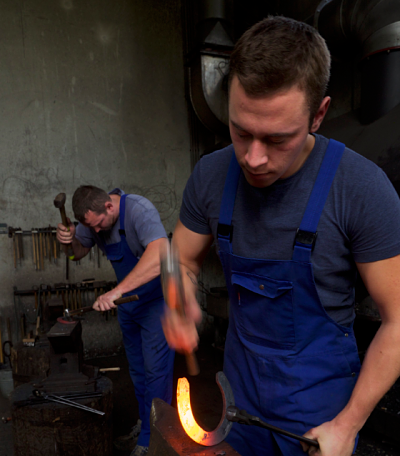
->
xmin=0 ymin=0 xmax=191 ymax=355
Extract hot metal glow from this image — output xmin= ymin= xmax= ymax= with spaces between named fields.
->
xmin=177 ymin=377 xmax=207 ymax=444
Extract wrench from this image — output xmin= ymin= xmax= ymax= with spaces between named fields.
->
xmin=33 ymin=390 xmax=105 ymax=416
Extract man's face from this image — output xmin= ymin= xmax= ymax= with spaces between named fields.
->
xmin=229 ymin=77 xmax=320 ymax=188
xmin=83 ymin=208 xmax=115 ymax=233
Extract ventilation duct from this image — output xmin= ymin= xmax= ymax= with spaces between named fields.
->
xmin=314 ymin=0 xmax=400 ymax=124
xmin=188 ymin=0 xmax=234 ymax=134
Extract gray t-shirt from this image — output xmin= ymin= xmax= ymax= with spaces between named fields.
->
xmin=180 ymin=134 xmax=400 ymax=326
xmin=75 ymin=188 xmax=167 ymax=257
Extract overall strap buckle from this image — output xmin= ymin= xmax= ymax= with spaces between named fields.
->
xmin=294 ymin=229 xmax=317 ymax=251
xmin=217 ymin=223 xmax=233 ymax=242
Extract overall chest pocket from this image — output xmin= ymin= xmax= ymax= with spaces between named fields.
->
xmin=231 ymin=272 xmax=295 ymax=349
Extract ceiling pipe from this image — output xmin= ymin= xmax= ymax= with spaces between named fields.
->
xmin=314 ymin=0 xmax=400 ymax=124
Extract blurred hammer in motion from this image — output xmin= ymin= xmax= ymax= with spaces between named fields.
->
xmin=160 ymin=243 xmax=200 ymax=376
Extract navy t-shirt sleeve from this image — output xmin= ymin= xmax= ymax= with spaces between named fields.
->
xmin=75 ymin=223 xmax=96 ymax=248
xmin=180 ymin=160 xmax=214 ymax=235
xmin=127 ymin=197 xmax=167 ymax=248
xmin=349 ymin=166 xmax=400 ymax=263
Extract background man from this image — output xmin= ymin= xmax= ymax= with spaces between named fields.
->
xmin=162 ymin=16 xmax=400 ymax=456
xmin=57 ymin=185 xmax=174 ymax=456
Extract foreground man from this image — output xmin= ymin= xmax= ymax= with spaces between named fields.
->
xmin=57 ymin=186 xmax=174 ymax=456
xmin=162 ymin=16 xmax=400 ymax=456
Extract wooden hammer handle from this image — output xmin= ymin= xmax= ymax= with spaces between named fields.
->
xmin=184 ymin=352 xmax=200 ymax=377
xmin=58 ymin=207 xmax=75 ymax=260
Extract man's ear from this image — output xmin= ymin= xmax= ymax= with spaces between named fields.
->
xmin=310 ymin=96 xmax=331 ymax=133
xmin=105 ymin=201 xmax=113 ymax=212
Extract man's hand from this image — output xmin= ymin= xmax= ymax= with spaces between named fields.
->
xmin=301 ymin=418 xmax=357 ymax=456
xmin=162 ymin=296 xmax=202 ymax=353
xmin=56 ymin=218 xmax=75 ymax=245
xmin=93 ymin=288 xmax=122 ymax=312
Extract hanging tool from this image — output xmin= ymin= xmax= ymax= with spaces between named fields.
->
xmin=177 ymin=371 xmax=319 ymax=448
xmin=15 ymin=230 xmax=20 ymax=267
xmin=53 ymin=231 xmax=57 ymax=264
xmin=18 ymin=229 xmax=23 ymax=265
xmin=35 ymin=229 xmax=40 ymax=270
xmin=12 ymin=231 xmax=16 ymax=269
xmin=40 ymin=229 xmax=44 ymax=270
xmin=0 ymin=317 xmax=4 ymax=364
xmin=6 ymin=318 xmax=12 ymax=346
xmin=60 ymin=294 xmax=139 ymax=322
xmin=32 ymin=390 xmax=105 ymax=415
xmin=32 ymin=229 xmax=37 ymax=270
xmin=53 ymin=193 xmax=75 ymax=260
xmin=160 ymin=243 xmax=200 ymax=376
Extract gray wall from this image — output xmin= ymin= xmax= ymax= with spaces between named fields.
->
xmin=0 ymin=0 xmax=191 ymax=355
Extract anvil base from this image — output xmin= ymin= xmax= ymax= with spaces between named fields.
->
xmin=148 ymin=398 xmax=241 ymax=456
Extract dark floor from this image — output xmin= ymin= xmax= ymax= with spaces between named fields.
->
xmin=1 ymin=341 xmax=400 ymax=455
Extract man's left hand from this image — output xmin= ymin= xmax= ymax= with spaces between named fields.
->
xmin=93 ymin=288 xmax=122 ymax=312
xmin=301 ymin=418 xmax=357 ymax=456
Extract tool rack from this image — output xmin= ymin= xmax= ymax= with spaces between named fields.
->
xmin=6 ymin=225 xmax=105 ymax=273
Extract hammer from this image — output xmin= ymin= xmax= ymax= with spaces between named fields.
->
xmin=160 ymin=243 xmax=200 ymax=376
xmin=54 ymin=193 xmax=75 ymax=260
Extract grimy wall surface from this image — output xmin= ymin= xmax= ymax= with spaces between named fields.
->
xmin=0 ymin=0 xmax=190 ymax=355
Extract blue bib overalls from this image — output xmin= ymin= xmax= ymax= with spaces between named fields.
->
xmin=217 ymin=140 xmax=361 ymax=455
xmin=104 ymin=194 xmax=174 ymax=447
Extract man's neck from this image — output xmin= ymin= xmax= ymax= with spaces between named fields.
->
xmin=110 ymin=194 xmax=121 ymax=223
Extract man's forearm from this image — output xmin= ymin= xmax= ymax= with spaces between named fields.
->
xmin=60 ymin=237 xmax=89 ymax=261
xmin=114 ymin=238 xmax=166 ymax=295
xmin=334 ymin=321 xmax=400 ymax=432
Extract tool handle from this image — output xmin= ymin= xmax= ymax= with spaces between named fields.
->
xmin=59 ymin=206 xmax=75 ymax=260
xmin=161 ymin=247 xmax=200 ymax=376
xmin=67 ymin=294 xmax=139 ymax=316
xmin=185 ymin=352 xmax=200 ymax=376
xmin=114 ymin=295 xmax=140 ymax=305
xmin=227 ymin=406 xmax=319 ymax=448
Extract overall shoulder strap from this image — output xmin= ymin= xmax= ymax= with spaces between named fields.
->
xmin=292 ymin=139 xmax=346 ymax=262
xmin=119 ymin=194 xmax=128 ymax=236
xmin=217 ymin=151 xmax=242 ymax=254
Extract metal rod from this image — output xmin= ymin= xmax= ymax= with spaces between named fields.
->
xmin=33 ymin=390 xmax=105 ymax=415
xmin=47 ymin=394 xmax=105 ymax=415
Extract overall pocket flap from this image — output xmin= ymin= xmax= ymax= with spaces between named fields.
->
xmin=231 ymin=272 xmax=292 ymax=299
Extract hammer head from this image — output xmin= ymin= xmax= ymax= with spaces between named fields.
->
xmin=54 ymin=193 xmax=66 ymax=209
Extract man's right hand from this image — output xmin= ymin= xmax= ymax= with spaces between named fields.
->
xmin=56 ymin=218 xmax=76 ymax=245
xmin=162 ymin=297 xmax=202 ymax=353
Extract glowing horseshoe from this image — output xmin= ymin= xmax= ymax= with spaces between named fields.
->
xmin=177 ymin=371 xmax=234 ymax=446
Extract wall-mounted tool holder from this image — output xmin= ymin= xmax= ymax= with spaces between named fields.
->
xmin=6 ymin=226 xmax=105 ymax=271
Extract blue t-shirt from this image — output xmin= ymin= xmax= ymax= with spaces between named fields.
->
xmin=180 ymin=134 xmax=400 ymax=326
xmin=75 ymin=188 xmax=167 ymax=257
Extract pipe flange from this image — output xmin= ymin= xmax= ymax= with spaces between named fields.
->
xmin=362 ymin=21 xmax=400 ymax=60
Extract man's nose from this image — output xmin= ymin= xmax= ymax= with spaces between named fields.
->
xmin=245 ymin=140 xmax=268 ymax=169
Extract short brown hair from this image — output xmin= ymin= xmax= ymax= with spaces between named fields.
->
xmin=72 ymin=185 xmax=111 ymax=223
xmin=229 ymin=16 xmax=331 ymax=126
